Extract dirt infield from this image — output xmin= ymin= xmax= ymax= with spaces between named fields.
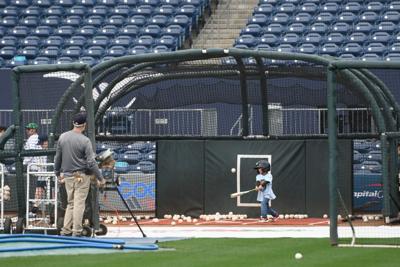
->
xmin=101 ymin=217 xmax=386 ymax=227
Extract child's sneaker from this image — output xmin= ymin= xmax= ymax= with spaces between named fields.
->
xmin=258 ymin=217 xmax=268 ymax=222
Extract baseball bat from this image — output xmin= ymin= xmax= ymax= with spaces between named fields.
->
xmin=230 ymin=188 xmax=257 ymax=198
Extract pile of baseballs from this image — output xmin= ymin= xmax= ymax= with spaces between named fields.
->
xmin=0 ymin=185 xmax=11 ymax=201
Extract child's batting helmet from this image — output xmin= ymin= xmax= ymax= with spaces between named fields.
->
xmin=254 ymin=160 xmax=270 ymax=172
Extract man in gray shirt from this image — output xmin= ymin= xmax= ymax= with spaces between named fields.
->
xmin=55 ymin=112 xmax=105 ymax=236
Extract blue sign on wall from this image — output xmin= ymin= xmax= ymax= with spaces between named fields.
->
xmin=353 ymin=173 xmax=383 ymax=212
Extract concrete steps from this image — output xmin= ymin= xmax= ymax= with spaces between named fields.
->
xmin=192 ymin=0 xmax=259 ymax=49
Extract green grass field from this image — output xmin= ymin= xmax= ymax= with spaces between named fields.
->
xmin=1 ymin=238 xmax=400 ymax=267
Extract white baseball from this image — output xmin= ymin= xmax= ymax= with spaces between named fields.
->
xmin=323 ymin=214 xmax=328 ymax=219
xmin=231 ymin=168 xmax=236 ymax=173
xmin=295 ymin=253 xmax=303 ymax=259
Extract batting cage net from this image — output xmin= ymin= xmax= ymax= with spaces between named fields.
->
xmin=1 ymin=49 xmax=400 ymax=245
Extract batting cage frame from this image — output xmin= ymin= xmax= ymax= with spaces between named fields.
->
xmin=1 ymin=49 xmax=400 ymax=246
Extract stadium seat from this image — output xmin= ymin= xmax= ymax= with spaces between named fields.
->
xmin=155 ymin=35 xmax=177 ymax=50
xmin=303 ymin=33 xmax=323 ymax=44
xmin=56 ymin=56 xmax=74 ymax=64
xmin=254 ymin=3 xmax=275 ymax=15
xmin=19 ymin=46 xmax=39 ymax=59
xmin=32 ymin=0 xmax=52 ymax=7
xmin=299 ymin=2 xmax=318 ymax=14
xmin=31 ymin=56 xmax=52 ymax=65
xmin=22 ymin=6 xmax=42 ymax=16
xmin=265 ymin=23 xmax=285 ymax=34
xmin=325 ymin=33 xmax=345 ymax=44
xmin=249 ymin=14 xmax=269 ymax=26
xmin=281 ymin=33 xmax=300 ymax=45
xmin=376 ymin=21 xmax=397 ymax=33
xmin=259 ymin=34 xmax=279 ymax=45
xmin=78 ymin=25 xmax=98 ymax=36
xmin=241 ymin=24 xmax=263 ymax=37
xmin=348 ymin=32 xmax=368 ymax=44
xmin=321 ymin=2 xmax=340 ymax=13
xmin=353 ymin=22 xmax=374 ymax=33
xmin=66 ymin=6 xmax=88 ymax=17
xmin=82 ymin=45 xmax=105 ymax=58
xmin=153 ymin=45 xmax=171 ymax=53
xmin=88 ymin=5 xmax=109 ymax=16
xmin=85 ymin=15 xmax=105 ymax=26
xmin=342 ymin=43 xmax=363 ymax=56
xmin=62 ymin=46 xmax=83 ymax=58
xmin=112 ymin=35 xmax=133 ymax=47
xmin=55 ymin=26 xmax=75 ymax=37
xmin=385 ymin=53 xmax=400 ymax=61
xmin=134 ymin=35 xmax=155 ymax=47
xmin=129 ymin=45 xmax=149 ymax=55
xmin=292 ymin=13 xmax=312 ymax=24
xmin=235 ymin=34 xmax=258 ymax=48
xmin=315 ymin=12 xmax=335 ymax=24
xmin=88 ymin=35 xmax=110 ymax=47
xmin=140 ymin=24 xmax=162 ymax=37
xmin=389 ymin=1 xmax=400 ymax=11
xmin=366 ymin=1 xmax=384 ymax=12
xmin=55 ymin=0 xmax=75 ymax=7
xmin=106 ymin=45 xmax=127 ymax=56
xmin=0 ymin=36 xmax=18 ymax=47
xmin=107 ymin=15 xmax=126 ymax=26
xmin=370 ymin=32 xmax=392 ymax=44
xmin=160 ymin=0 xmax=180 ymax=6
xmin=40 ymin=46 xmax=60 ymax=58
xmin=120 ymin=24 xmax=140 ymax=36
xmin=359 ymin=11 xmax=380 ymax=23
xmin=66 ymin=35 xmax=87 ymax=46
xmin=103 ymin=0 xmax=118 ymax=6
xmin=128 ymin=15 xmax=147 ymax=26
xmin=361 ymin=53 xmax=381 ymax=61
xmin=382 ymin=11 xmax=400 ymax=22
xmin=331 ymin=22 xmax=351 ymax=33
xmin=79 ymin=56 xmax=99 ymax=66
xmin=365 ymin=43 xmax=386 ymax=56
xmin=99 ymin=25 xmax=119 ymax=36
xmin=77 ymin=0 xmax=97 ymax=6
xmin=139 ymin=0 xmax=160 ymax=6
xmin=133 ymin=5 xmax=154 ymax=17
xmin=256 ymin=44 xmax=271 ymax=51
xmin=0 ymin=46 xmax=17 ymax=59
xmin=32 ymin=26 xmax=53 ymax=37
xmin=1 ymin=6 xmax=19 ymax=16
xmin=154 ymin=4 xmax=175 ymax=16
xmin=271 ymin=13 xmax=290 ymax=25
xmin=277 ymin=3 xmax=296 ymax=14
xmin=20 ymin=36 xmax=41 ymax=47
xmin=45 ymin=36 xmax=65 ymax=46
xmin=297 ymin=43 xmax=317 ymax=54
xmin=320 ymin=43 xmax=340 ymax=56
xmin=149 ymin=15 xmax=170 ymax=27
xmin=389 ymin=43 xmax=400 ymax=53
xmin=63 ymin=15 xmax=83 ymax=27
xmin=111 ymin=5 xmax=132 ymax=17
xmin=276 ymin=44 xmax=294 ymax=53
xmin=309 ymin=22 xmax=329 ymax=34
xmin=10 ymin=0 xmax=30 ymax=7
xmin=287 ymin=23 xmax=306 ymax=34
xmin=45 ymin=5 xmax=65 ymax=16
xmin=41 ymin=16 xmax=62 ymax=27
xmin=343 ymin=2 xmax=362 ymax=13
xmin=337 ymin=12 xmax=357 ymax=23
xmin=7 ymin=56 xmax=28 ymax=67
xmin=1 ymin=16 xmax=18 ymax=27
xmin=9 ymin=26 xmax=30 ymax=37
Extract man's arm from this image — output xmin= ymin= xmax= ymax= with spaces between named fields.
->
xmin=54 ymin=138 xmax=62 ymax=177
xmin=84 ymin=139 xmax=104 ymax=181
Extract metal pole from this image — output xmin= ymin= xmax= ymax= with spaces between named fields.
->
xmin=327 ymin=66 xmax=338 ymax=245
